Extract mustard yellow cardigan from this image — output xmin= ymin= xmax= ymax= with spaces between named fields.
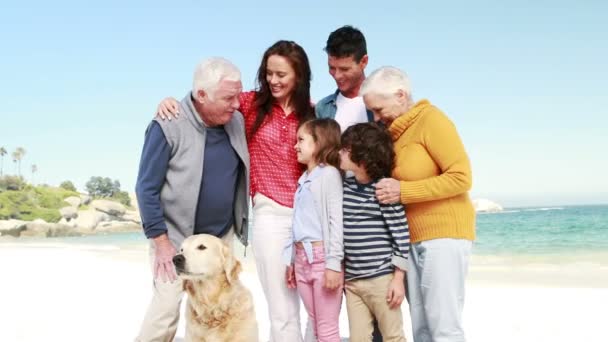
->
xmin=389 ymin=99 xmax=475 ymax=243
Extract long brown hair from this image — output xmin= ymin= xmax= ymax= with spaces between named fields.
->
xmin=300 ymin=118 xmax=341 ymax=170
xmin=250 ymin=40 xmax=315 ymax=138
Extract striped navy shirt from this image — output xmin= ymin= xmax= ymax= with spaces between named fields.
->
xmin=343 ymin=177 xmax=410 ymax=281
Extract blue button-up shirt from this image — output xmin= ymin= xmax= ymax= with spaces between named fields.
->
xmin=283 ymin=165 xmax=326 ymax=264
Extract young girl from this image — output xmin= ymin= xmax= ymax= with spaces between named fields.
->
xmin=283 ymin=118 xmax=344 ymax=342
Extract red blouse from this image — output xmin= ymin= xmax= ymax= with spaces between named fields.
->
xmin=239 ymin=91 xmax=304 ymax=208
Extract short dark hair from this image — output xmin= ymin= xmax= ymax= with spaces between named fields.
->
xmin=341 ymin=123 xmax=394 ymax=180
xmin=324 ymin=25 xmax=367 ymax=62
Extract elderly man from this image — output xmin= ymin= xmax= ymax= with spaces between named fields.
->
xmin=134 ymin=57 xmax=250 ymax=342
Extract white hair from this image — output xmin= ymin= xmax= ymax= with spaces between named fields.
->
xmin=360 ymin=66 xmax=413 ymax=101
xmin=192 ymin=57 xmax=241 ymax=101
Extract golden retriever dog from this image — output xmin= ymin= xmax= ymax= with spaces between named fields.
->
xmin=173 ymin=234 xmax=258 ymax=342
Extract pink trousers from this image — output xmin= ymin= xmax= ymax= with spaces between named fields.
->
xmin=294 ymin=245 xmax=343 ymax=342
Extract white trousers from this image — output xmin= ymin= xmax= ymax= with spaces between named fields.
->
xmin=251 ymin=194 xmax=308 ymax=342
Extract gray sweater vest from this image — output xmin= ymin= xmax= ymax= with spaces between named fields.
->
xmin=154 ymin=93 xmax=250 ymax=248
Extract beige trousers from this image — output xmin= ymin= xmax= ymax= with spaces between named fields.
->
xmin=345 ymin=274 xmax=407 ymax=342
xmin=135 ymin=230 xmax=234 ymax=342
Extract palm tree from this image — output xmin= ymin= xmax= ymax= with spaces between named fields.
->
xmin=0 ymin=147 xmax=6 ymax=177
xmin=11 ymin=151 xmax=18 ymax=175
xmin=31 ymin=164 xmax=38 ymax=185
xmin=12 ymin=147 xmax=26 ymax=177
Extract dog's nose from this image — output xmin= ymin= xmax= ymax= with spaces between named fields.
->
xmin=173 ymin=254 xmax=185 ymax=268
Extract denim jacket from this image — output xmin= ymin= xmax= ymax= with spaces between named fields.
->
xmin=314 ymin=89 xmax=375 ymax=122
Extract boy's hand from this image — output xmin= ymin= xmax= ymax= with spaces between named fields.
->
xmin=323 ymin=269 xmax=343 ymax=290
xmin=285 ymin=265 xmax=297 ymax=289
xmin=386 ymin=269 xmax=406 ymax=309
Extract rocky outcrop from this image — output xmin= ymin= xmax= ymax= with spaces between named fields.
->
xmin=96 ymin=221 xmax=141 ymax=233
xmin=473 ymin=198 xmax=504 ymax=213
xmin=91 ymin=200 xmax=126 ymax=216
xmin=64 ymin=196 xmax=82 ymax=208
xmin=21 ymin=219 xmax=53 ymax=237
xmin=73 ymin=210 xmax=109 ymax=230
xmin=0 ymin=196 xmax=142 ymax=238
xmin=129 ymin=193 xmax=138 ymax=211
xmin=0 ymin=219 xmax=28 ymax=237
xmin=59 ymin=206 xmax=78 ymax=220
xmin=58 ymin=217 xmax=77 ymax=228
xmin=80 ymin=194 xmax=92 ymax=205
xmin=122 ymin=210 xmax=142 ymax=225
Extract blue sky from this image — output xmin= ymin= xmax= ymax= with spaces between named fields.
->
xmin=1 ymin=0 xmax=606 ymax=207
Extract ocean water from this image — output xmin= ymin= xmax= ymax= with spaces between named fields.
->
xmin=6 ymin=205 xmax=608 ymax=264
xmin=474 ymin=205 xmax=608 ymax=256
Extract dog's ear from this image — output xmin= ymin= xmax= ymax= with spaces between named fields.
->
xmin=221 ymin=243 xmax=241 ymax=284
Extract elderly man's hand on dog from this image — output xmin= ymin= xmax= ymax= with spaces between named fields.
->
xmin=153 ymin=234 xmax=178 ymax=282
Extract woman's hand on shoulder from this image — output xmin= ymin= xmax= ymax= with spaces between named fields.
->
xmin=375 ymin=178 xmax=401 ymax=204
xmin=156 ymin=97 xmax=180 ymax=120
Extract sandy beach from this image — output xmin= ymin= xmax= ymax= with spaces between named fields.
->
xmin=1 ymin=239 xmax=607 ymax=342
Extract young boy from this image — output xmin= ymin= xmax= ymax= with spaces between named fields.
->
xmin=339 ymin=122 xmax=410 ymax=342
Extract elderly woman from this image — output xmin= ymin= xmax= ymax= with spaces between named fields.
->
xmin=361 ymin=66 xmax=475 ymax=342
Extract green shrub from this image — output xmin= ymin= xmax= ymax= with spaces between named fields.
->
xmin=0 ymin=186 xmax=79 ymax=221
xmin=111 ymin=191 xmax=131 ymax=206
xmin=34 ymin=187 xmax=78 ymax=208
xmin=86 ymin=176 xmax=121 ymax=198
xmin=21 ymin=208 xmax=62 ymax=223
xmin=0 ymin=175 xmax=26 ymax=192
xmin=0 ymin=191 xmax=25 ymax=219
xmin=59 ymin=180 xmax=77 ymax=192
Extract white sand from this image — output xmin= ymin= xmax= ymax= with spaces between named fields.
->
xmin=1 ymin=242 xmax=607 ymax=342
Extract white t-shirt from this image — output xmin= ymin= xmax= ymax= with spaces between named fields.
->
xmin=334 ymin=93 xmax=369 ymax=132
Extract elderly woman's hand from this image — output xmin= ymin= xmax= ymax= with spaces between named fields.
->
xmin=375 ymin=178 xmax=401 ymax=204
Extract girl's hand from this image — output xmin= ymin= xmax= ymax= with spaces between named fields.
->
xmin=375 ymin=178 xmax=401 ymax=204
xmin=386 ymin=270 xmax=406 ymax=309
xmin=323 ymin=269 xmax=343 ymax=290
xmin=156 ymin=97 xmax=180 ymax=120
xmin=285 ymin=265 xmax=297 ymax=289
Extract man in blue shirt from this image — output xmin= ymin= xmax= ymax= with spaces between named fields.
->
xmin=315 ymin=26 xmax=374 ymax=129
xmin=135 ymin=57 xmax=250 ymax=342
